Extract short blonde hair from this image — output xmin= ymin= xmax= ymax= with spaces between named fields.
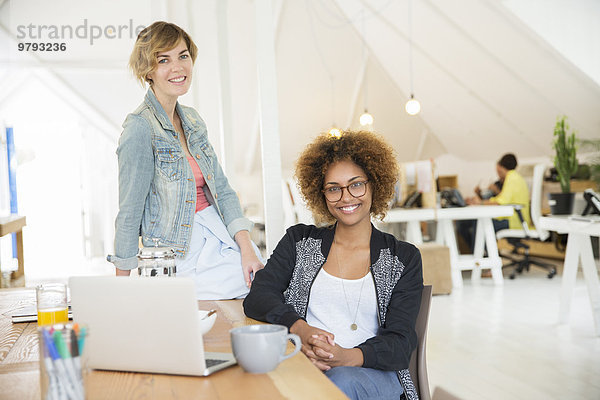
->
xmin=129 ymin=21 xmax=198 ymax=86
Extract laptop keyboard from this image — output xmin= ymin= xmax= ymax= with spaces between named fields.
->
xmin=206 ymin=358 xmax=228 ymax=368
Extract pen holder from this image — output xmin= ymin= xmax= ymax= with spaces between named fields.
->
xmin=38 ymin=323 xmax=88 ymax=400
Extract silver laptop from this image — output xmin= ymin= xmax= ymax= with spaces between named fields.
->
xmin=69 ymin=276 xmax=236 ymax=376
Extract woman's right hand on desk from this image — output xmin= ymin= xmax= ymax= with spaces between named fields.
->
xmin=290 ymin=319 xmax=335 ymax=370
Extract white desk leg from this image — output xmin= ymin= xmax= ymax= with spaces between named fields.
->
xmin=482 ymin=218 xmax=503 ymax=286
xmin=577 ymin=234 xmax=600 ymax=336
xmin=559 ymin=233 xmax=581 ymax=324
xmin=406 ymin=221 xmax=423 ymax=245
xmin=471 ymin=218 xmax=485 ymax=283
xmin=435 ymin=221 xmax=444 ymax=244
xmin=440 ymin=219 xmax=462 ymax=289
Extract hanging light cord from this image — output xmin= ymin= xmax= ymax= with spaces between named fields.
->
xmin=362 ymin=7 xmax=368 ymax=110
xmin=408 ymin=0 xmax=414 ymax=96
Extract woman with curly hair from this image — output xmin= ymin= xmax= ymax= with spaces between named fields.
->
xmin=244 ymin=131 xmax=423 ymax=400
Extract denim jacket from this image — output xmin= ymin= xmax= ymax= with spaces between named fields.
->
xmin=108 ymin=89 xmax=253 ymax=270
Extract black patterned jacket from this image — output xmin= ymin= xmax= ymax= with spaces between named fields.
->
xmin=243 ymin=223 xmax=423 ymax=400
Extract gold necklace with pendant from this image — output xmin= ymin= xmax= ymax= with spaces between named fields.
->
xmin=334 ymin=239 xmax=369 ymax=331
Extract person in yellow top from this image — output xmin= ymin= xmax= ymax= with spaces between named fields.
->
xmin=485 ymin=163 xmax=531 ymax=229
xmin=459 ymin=153 xmax=530 ymax=253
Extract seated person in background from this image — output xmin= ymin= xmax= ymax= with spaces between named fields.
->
xmin=243 ymin=131 xmax=423 ymax=400
xmin=459 ymin=153 xmax=531 ymax=253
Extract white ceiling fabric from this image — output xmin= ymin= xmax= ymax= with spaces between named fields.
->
xmin=1 ymin=0 xmax=598 ymax=177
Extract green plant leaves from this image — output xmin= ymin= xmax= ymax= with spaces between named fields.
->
xmin=552 ymin=116 xmax=578 ymax=193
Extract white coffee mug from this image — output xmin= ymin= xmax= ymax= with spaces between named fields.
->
xmin=230 ymin=324 xmax=301 ymax=373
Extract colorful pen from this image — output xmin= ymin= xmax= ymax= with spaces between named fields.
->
xmin=52 ymin=329 xmax=82 ymax=400
xmin=69 ymin=328 xmax=82 ymax=381
xmin=77 ymin=327 xmax=87 ymax=354
xmin=41 ymin=329 xmax=61 ymax=400
xmin=44 ymin=328 xmax=75 ymax=400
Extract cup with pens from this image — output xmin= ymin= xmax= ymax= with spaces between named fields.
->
xmin=38 ymin=323 xmax=88 ymax=400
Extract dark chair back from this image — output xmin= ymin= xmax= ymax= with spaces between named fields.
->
xmin=408 ymin=285 xmax=433 ymax=400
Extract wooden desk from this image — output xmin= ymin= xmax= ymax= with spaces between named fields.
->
xmin=538 ymin=216 xmax=600 ymax=336
xmin=0 ymin=288 xmax=346 ymax=399
xmin=0 ymin=215 xmax=26 ymax=287
xmin=383 ymin=206 xmax=514 ymax=288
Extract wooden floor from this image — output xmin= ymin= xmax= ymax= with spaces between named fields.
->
xmin=427 ymin=261 xmax=600 ymax=400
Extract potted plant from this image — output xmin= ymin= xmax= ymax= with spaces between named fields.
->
xmin=549 ymin=116 xmax=578 ymax=214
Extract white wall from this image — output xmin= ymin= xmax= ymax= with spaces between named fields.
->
xmin=503 ymin=0 xmax=600 ymax=86
xmin=0 ymin=72 xmax=116 ymax=279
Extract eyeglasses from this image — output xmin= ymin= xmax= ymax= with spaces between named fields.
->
xmin=322 ymin=181 xmax=369 ymax=202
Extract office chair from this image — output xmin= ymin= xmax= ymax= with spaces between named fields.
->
xmin=496 ymin=164 xmax=557 ymax=279
xmin=408 ymin=285 xmax=433 ymax=400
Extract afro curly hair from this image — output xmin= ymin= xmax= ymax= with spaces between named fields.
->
xmin=294 ymin=130 xmax=399 ymax=225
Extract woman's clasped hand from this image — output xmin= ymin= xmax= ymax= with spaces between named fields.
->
xmin=291 ymin=319 xmax=364 ymax=371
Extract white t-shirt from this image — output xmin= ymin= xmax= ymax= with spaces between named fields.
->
xmin=306 ymin=268 xmax=378 ymax=349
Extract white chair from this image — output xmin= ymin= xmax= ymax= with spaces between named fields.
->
xmin=284 ymin=178 xmax=314 ymax=226
xmin=496 ymin=163 xmax=557 ymax=279
xmin=282 ymin=180 xmax=297 ymax=229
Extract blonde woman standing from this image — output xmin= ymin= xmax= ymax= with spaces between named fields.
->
xmin=108 ymin=22 xmax=263 ymax=299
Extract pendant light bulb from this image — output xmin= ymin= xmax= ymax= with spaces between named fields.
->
xmin=359 ymin=110 xmax=374 ymax=126
xmin=329 ymin=126 xmax=342 ymax=138
xmin=405 ymin=94 xmax=421 ymax=115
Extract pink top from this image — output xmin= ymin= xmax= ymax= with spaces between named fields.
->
xmin=186 ymin=156 xmax=210 ymax=212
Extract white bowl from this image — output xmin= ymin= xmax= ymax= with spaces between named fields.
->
xmin=198 ymin=310 xmax=217 ymax=335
